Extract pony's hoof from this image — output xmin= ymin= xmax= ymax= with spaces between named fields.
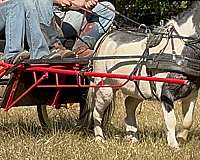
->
xmin=171 ymin=145 xmax=181 ymax=152
xmin=95 ymin=136 xmax=106 ymax=143
xmin=169 ymin=143 xmax=180 ymax=150
xmin=124 ymin=135 xmax=139 ymax=143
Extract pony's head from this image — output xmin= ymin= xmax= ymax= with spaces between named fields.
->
xmin=167 ymin=1 xmax=200 ymax=37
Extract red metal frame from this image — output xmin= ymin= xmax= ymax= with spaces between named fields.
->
xmin=0 ymin=62 xmax=189 ymax=111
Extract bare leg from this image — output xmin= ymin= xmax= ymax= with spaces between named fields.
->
xmin=177 ymin=92 xmax=198 ymax=141
xmin=93 ymin=87 xmax=113 ymax=142
xmin=161 ymin=102 xmax=179 ymax=148
xmin=124 ymin=96 xmax=141 ymax=143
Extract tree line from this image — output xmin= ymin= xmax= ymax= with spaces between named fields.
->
xmin=108 ymin=0 xmax=191 ymax=26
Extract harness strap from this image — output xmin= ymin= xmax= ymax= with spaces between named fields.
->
xmin=129 ymin=48 xmax=150 ymax=100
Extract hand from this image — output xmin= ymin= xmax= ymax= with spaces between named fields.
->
xmin=56 ymin=0 xmax=72 ymax=7
xmin=84 ymin=0 xmax=98 ymax=10
xmin=0 ymin=0 xmax=9 ymax=4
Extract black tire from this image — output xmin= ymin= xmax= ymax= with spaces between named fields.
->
xmin=37 ymin=101 xmax=86 ymax=130
xmin=37 ymin=105 xmax=51 ymax=129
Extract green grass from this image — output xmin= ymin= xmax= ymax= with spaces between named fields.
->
xmin=0 ymin=94 xmax=200 ymax=160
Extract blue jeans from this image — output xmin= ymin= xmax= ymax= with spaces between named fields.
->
xmin=55 ymin=2 xmax=115 ymax=38
xmin=0 ymin=0 xmax=25 ymax=60
xmin=22 ymin=0 xmax=53 ymax=59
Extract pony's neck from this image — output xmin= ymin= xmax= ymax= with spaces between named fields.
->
xmin=167 ymin=15 xmax=195 ymax=37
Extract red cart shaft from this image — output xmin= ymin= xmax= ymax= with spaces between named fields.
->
xmin=27 ymin=67 xmax=189 ymax=85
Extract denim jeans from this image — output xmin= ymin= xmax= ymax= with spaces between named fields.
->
xmin=55 ymin=1 xmax=115 ymax=38
xmin=22 ymin=0 xmax=53 ymax=59
xmin=0 ymin=0 xmax=25 ymax=59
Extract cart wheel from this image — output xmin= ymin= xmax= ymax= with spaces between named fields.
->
xmin=37 ymin=105 xmax=51 ymax=129
xmin=37 ymin=102 xmax=86 ymax=130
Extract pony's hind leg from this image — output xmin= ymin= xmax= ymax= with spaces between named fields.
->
xmin=93 ymin=87 xmax=113 ymax=142
xmin=177 ymin=92 xmax=198 ymax=142
xmin=124 ymin=96 xmax=141 ymax=143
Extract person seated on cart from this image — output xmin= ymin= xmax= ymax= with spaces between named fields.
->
xmin=0 ymin=0 xmax=115 ymax=63
xmin=0 ymin=0 xmax=81 ymax=64
xmin=0 ymin=0 xmax=28 ymax=64
xmin=21 ymin=0 xmax=115 ymax=59
xmin=33 ymin=0 xmax=115 ymax=58
xmin=54 ymin=0 xmax=115 ymax=57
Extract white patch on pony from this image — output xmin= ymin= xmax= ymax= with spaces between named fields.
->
xmin=95 ymin=37 xmax=118 ymax=56
xmin=154 ymin=73 xmax=169 ymax=99
xmin=126 ymin=124 xmax=137 ymax=132
xmin=169 ymin=15 xmax=195 ymax=37
xmin=150 ymin=15 xmax=195 ymax=55
xmin=161 ymin=102 xmax=179 ymax=149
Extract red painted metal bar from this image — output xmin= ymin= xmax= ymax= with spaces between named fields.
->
xmin=5 ymin=71 xmax=21 ymax=110
xmin=0 ymin=62 xmax=13 ymax=68
xmin=35 ymin=84 xmax=132 ymax=88
xmin=4 ymin=73 xmax=48 ymax=111
xmin=50 ymin=74 xmax=66 ymax=107
xmin=26 ymin=67 xmax=189 ymax=85
xmin=0 ymin=70 xmax=7 ymax=79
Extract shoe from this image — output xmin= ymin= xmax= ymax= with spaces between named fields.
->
xmin=5 ymin=51 xmax=30 ymax=64
xmin=61 ymin=50 xmax=76 ymax=58
xmin=49 ymin=41 xmax=76 ymax=59
xmin=50 ymin=41 xmax=71 ymax=56
xmin=41 ymin=52 xmax=62 ymax=60
xmin=73 ymin=46 xmax=93 ymax=58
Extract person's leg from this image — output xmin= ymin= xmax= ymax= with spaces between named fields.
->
xmin=22 ymin=0 xmax=50 ymax=59
xmin=91 ymin=1 xmax=115 ymax=35
xmin=59 ymin=10 xmax=85 ymax=37
xmin=0 ymin=4 xmax=6 ymax=33
xmin=40 ymin=17 xmax=61 ymax=46
xmin=34 ymin=0 xmax=59 ymax=46
xmin=3 ymin=1 xmax=26 ymax=60
xmin=0 ymin=4 xmax=6 ymax=55
xmin=55 ymin=9 xmax=94 ymax=57
xmin=72 ymin=1 xmax=115 ymax=56
xmin=60 ymin=1 xmax=115 ymax=37
xmin=24 ymin=0 xmax=70 ymax=59
xmin=34 ymin=0 xmax=53 ymax=26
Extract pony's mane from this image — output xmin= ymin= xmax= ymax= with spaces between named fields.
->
xmin=175 ymin=1 xmax=200 ymax=60
xmin=175 ymin=1 xmax=200 ymax=27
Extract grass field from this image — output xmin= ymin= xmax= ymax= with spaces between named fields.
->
xmin=0 ymin=92 xmax=200 ymax=160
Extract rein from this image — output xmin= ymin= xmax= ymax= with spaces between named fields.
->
xmin=59 ymin=2 xmax=200 ymax=99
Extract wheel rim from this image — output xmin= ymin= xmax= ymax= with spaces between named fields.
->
xmin=37 ymin=104 xmax=81 ymax=130
xmin=37 ymin=105 xmax=52 ymax=129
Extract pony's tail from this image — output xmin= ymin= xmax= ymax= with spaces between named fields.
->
xmin=79 ymin=87 xmax=95 ymax=129
xmin=79 ymin=87 xmax=116 ymax=132
xmin=102 ymin=91 xmax=116 ymax=128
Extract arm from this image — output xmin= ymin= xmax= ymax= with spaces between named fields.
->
xmin=53 ymin=0 xmax=98 ymax=10
xmin=53 ymin=0 xmax=85 ymax=8
xmin=0 ymin=0 xmax=8 ymax=4
xmin=84 ymin=0 xmax=98 ymax=10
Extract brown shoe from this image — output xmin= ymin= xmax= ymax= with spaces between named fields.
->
xmin=50 ymin=42 xmax=75 ymax=58
xmin=73 ymin=46 xmax=93 ymax=58
xmin=5 ymin=51 xmax=30 ymax=64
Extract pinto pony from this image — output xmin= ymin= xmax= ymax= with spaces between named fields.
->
xmin=81 ymin=1 xmax=200 ymax=148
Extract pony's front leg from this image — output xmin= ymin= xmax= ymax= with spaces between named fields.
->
xmin=93 ymin=87 xmax=113 ymax=142
xmin=124 ymin=96 xmax=141 ymax=143
xmin=177 ymin=92 xmax=198 ymax=141
xmin=161 ymin=102 xmax=179 ymax=149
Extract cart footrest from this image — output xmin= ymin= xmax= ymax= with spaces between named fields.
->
xmin=22 ymin=57 xmax=90 ymax=64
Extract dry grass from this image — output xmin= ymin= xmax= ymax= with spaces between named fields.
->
xmin=0 ymin=93 xmax=200 ymax=160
